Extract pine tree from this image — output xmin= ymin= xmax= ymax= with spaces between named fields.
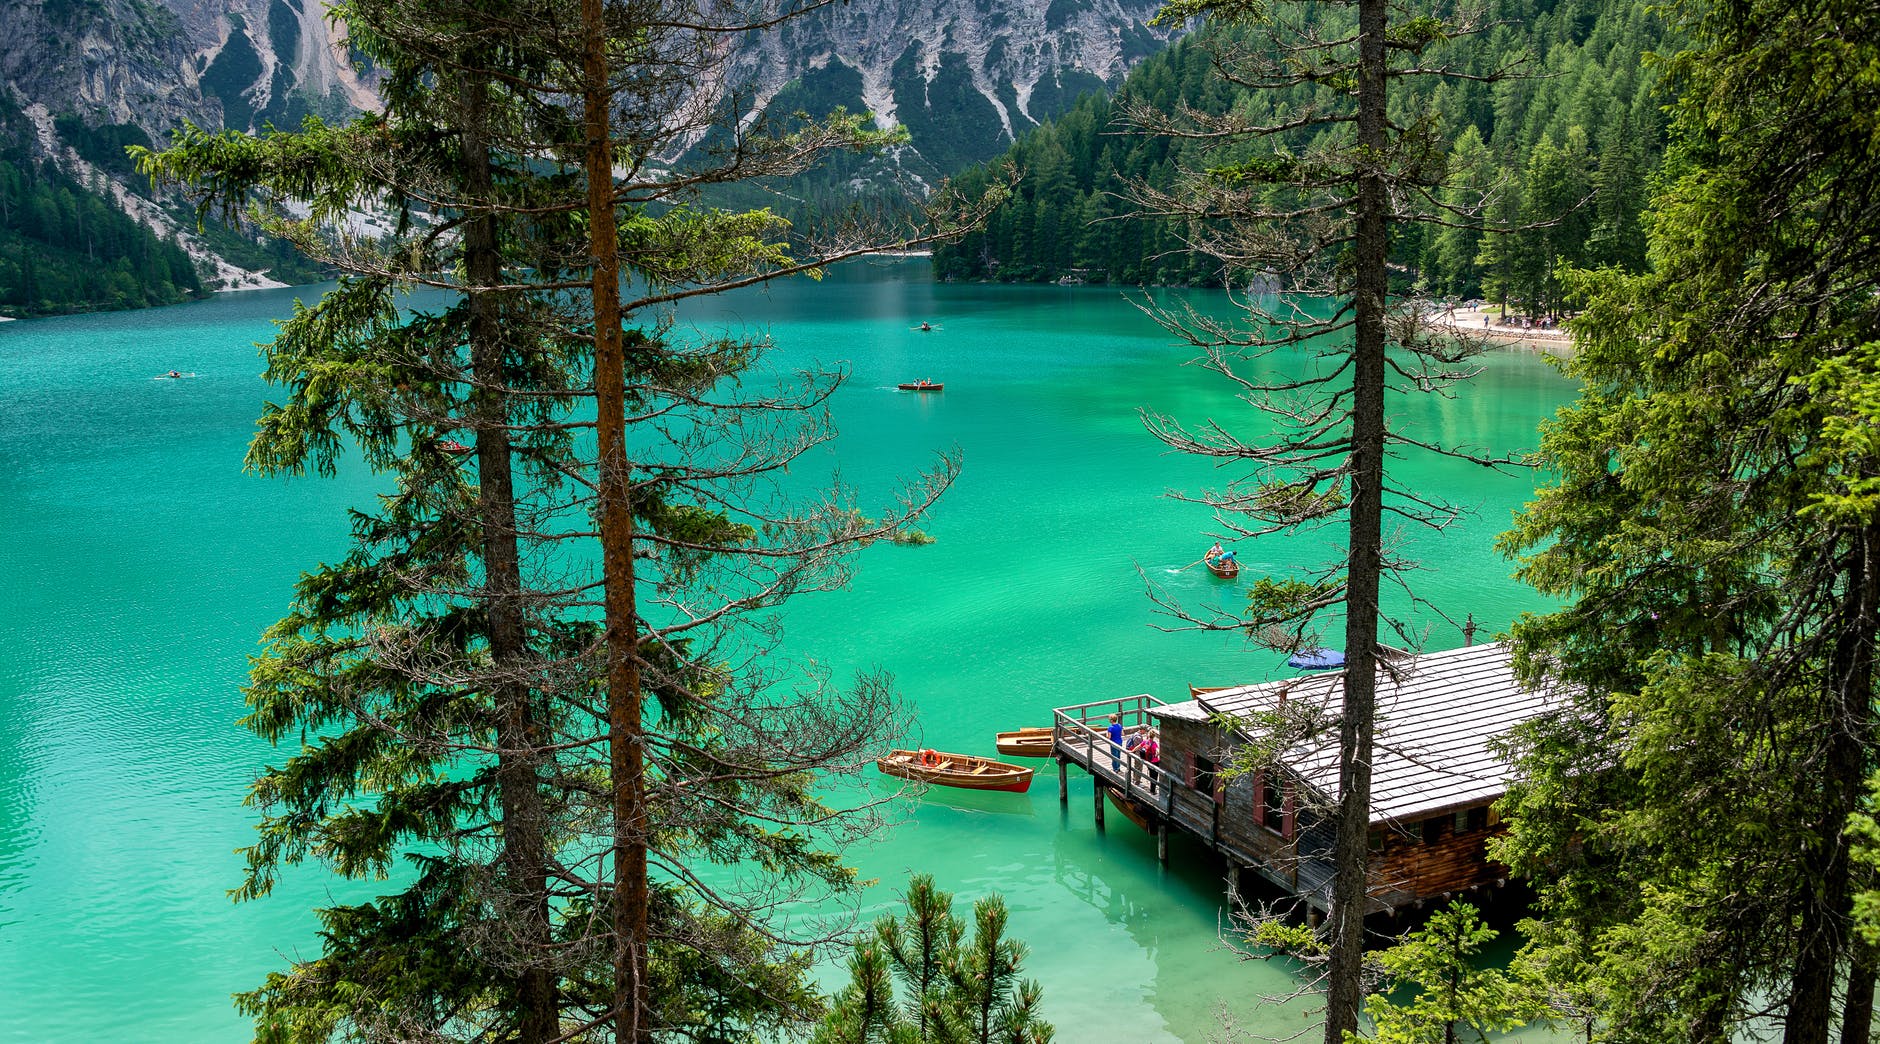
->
xmin=139 ymin=0 xmax=1004 ymax=1038
xmin=1124 ymin=1 xmax=1526 ymax=1037
xmin=1356 ymin=902 xmax=1554 ymax=1044
xmin=813 ymin=876 xmax=1053 ymax=1044
xmin=1495 ymin=0 xmax=1880 ymax=1037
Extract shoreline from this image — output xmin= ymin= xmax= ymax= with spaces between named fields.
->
xmin=1431 ymin=307 xmax=1574 ymax=355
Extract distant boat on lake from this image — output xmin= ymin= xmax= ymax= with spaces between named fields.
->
xmin=898 ymin=379 xmax=943 ymax=392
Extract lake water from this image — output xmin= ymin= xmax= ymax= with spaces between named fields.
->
xmin=0 ymin=260 xmax=1575 ymax=1042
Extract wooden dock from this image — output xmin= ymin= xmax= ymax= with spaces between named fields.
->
xmin=1055 ymin=644 xmax=1551 ymax=917
xmin=1051 ymin=695 xmax=1332 ymax=906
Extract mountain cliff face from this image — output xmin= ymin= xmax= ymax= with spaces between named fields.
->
xmin=0 ymin=0 xmax=1175 ymax=291
xmin=724 ymin=0 xmax=1173 ymax=172
xmin=1 ymin=0 xmax=371 ymax=147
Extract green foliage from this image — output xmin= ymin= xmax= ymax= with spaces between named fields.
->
xmin=139 ymin=0 xmax=972 ymax=1037
xmin=1354 ymin=903 xmax=1555 ymax=1044
xmin=813 ymin=875 xmax=1054 ymax=1044
xmin=1244 ymin=576 xmax=1340 ymax=633
xmin=1493 ymin=0 xmax=1880 ymax=1032
xmin=1247 ymin=916 xmax=1328 ymax=959
xmin=52 ymin=115 xmax=153 ymax=178
xmin=893 ymin=47 xmax=1009 ymax=175
xmin=0 ymin=161 xmax=205 ymax=316
xmin=935 ymin=0 xmax=1672 ymax=295
xmin=0 ymin=100 xmax=204 ymax=317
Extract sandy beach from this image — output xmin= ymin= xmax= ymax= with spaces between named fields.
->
xmin=1431 ymin=306 xmax=1573 ymax=354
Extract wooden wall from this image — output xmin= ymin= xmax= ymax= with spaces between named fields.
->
xmin=1154 ymin=714 xmax=1508 ymax=911
xmin=1368 ymin=807 xmax=1508 ymax=909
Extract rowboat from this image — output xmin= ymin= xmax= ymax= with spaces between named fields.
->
xmin=1205 ymin=556 xmax=1240 ymax=578
xmin=898 ymin=379 xmax=943 ymax=391
xmin=877 ymin=749 xmax=1034 ymax=793
xmin=994 ymin=726 xmax=1054 ymax=758
xmin=1105 ymin=786 xmax=1155 ymax=833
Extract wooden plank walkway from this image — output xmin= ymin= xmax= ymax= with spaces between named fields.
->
xmin=1052 ymin=694 xmax=1338 ymax=910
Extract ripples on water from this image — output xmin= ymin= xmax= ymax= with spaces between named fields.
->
xmin=0 ymin=266 xmax=1575 ymax=1042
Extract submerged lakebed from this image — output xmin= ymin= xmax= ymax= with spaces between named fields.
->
xmin=0 ymin=260 xmax=1574 ymax=1042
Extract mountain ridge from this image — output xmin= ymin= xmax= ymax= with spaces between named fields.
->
xmin=1 ymin=0 xmax=1177 ymax=306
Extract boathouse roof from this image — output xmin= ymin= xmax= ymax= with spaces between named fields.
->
xmin=1152 ymin=642 xmax=1557 ymax=824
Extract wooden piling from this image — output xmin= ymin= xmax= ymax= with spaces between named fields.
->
xmin=1094 ymin=782 xmax=1105 ymax=829
xmin=1058 ymin=757 xmax=1068 ymax=803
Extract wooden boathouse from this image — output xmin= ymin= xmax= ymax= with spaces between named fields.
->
xmin=1049 ymin=642 xmax=1558 ymax=915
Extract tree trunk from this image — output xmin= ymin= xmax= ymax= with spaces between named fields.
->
xmin=1787 ymin=523 xmax=1880 ymax=1044
xmin=1843 ymin=940 xmax=1876 ymax=1044
xmin=1323 ymin=0 xmax=1390 ymax=1039
xmin=461 ymin=75 xmax=556 ymax=1044
xmin=582 ymin=0 xmax=650 ymax=1037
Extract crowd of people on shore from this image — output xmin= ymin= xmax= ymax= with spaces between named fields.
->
xmin=1427 ymin=300 xmax=1575 ymax=345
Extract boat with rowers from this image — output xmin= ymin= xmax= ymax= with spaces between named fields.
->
xmin=877 ymin=748 xmax=1033 ymax=793
xmin=898 ymin=379 xmax=943 ymax=392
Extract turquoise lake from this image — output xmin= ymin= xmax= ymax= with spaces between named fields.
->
xmin=0 ymin=260 xmax=1575 ymax=1042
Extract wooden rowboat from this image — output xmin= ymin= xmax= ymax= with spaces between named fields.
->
xmin=877 ymin=749 xmax=1034 ymax=793
xmin=1205 ymin=556 xmax=1240 ymax=579
xmin=1105 ymin=786 xmax=1155 ymax=833
xmin=1000 ymin=722 xmax=1149 ymax=758
xmin=898 ymin=379 xmax=943 ymax=392
xmin=994 ymin=727 xmax=1055 ymax=758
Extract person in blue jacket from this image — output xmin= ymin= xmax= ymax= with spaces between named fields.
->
xmin=1107 ymin=712 xmax=1124 ymax=770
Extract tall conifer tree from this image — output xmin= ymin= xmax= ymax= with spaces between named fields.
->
xmin=1496 ymin=0 xmax=1880 ymax=1038
xmin=141 ymin=0 xmax=1003 ymax=1038
xmin=1124 ymin=1 xmax=1523 ymax=1037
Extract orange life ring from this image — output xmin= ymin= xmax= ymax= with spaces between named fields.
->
xmin=919 ymin=748 xmax=939 ymax=767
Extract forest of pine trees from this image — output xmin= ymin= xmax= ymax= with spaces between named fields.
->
xmin=0 ymin=151 xmax=205 ymax=318
xmin=933 ymin=0 xmax=1667 ymax=315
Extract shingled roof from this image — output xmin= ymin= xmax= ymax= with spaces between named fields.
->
xmin=1152 ymin=642 xmax=1559 ymax=824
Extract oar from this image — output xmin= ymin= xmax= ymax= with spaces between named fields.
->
xmin=1176 ymin=555 xmax=1211 ymax=572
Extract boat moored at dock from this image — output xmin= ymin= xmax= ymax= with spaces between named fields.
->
xmin=877 ymin=749 xmax=1034 ymax=793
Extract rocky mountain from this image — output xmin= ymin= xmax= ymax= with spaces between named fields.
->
xmin=723 ymin=0 xmax=1174 ymax=174
xmin=0 ymin=0 xmax=1176 ymax=293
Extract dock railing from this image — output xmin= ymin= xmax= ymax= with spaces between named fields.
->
xmin=1052 ymin=694 xmax=1175 ymax=813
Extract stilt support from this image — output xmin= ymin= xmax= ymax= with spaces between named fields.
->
xmin=1156 ymin=821 xmax=1169 ymax=864
xmin=1094 ymin=782 xmax=1106 ymax=830
xmin=1058 ymin=758 xmax=1068 ymax=803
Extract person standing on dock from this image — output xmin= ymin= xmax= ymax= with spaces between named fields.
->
xmin=1107 ymin=713 xmax=1124 ymax=770
xmin=1138 ymin=729 xmax=1162 ymax=792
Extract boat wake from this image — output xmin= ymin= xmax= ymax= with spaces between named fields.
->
xmin=152 ymin=372 xmax=199 ymax=380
